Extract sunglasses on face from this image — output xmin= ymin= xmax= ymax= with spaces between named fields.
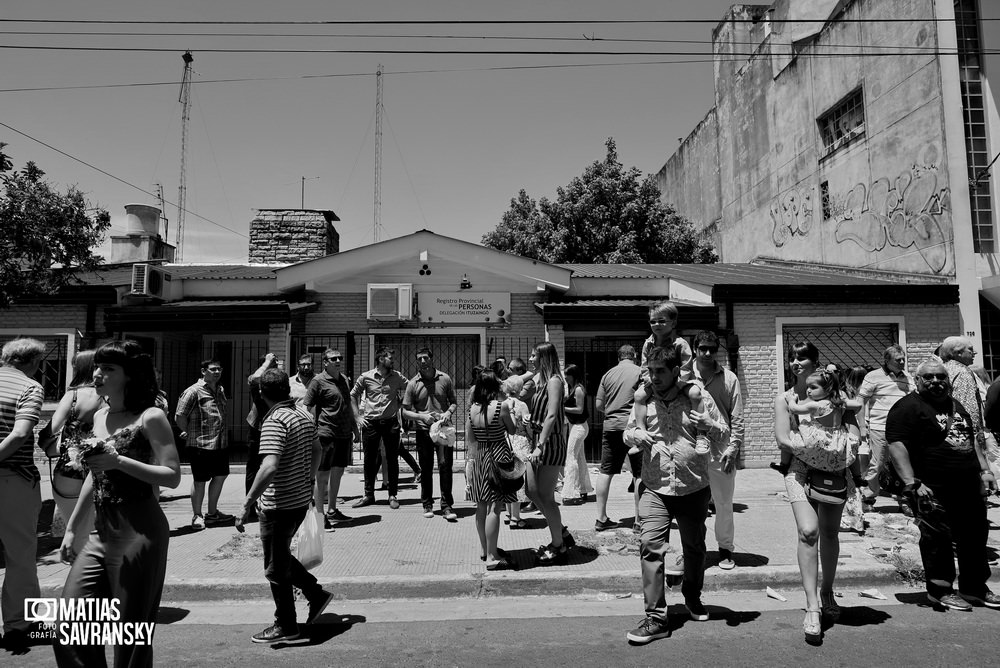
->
xmin=920 ymin=373 xmax=948 ymax=381
xmin=697 ymin=347 xmax=718 ymax=353
xmin=416 ymin=356 xmax=431 ymax=362
xmin=325 ymin=356 xmax=343 ymax=362
xmin=207 ymin=367 xmax=222 ymax=372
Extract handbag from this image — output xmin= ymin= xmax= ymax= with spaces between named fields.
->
xmin=295 ymin=507 xmax=324 ymax=570
xmin=804 ymin=468 xmax=848 ymax=505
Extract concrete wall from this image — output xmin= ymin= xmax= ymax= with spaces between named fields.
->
xmin=733 ymin=300 xmax=959 ymax=464
xmin=660 ymin=0 xmax=958 ymax=278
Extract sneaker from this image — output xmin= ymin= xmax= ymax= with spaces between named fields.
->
xmin=191 ymin=514 xmax=205 ymax=531
xmin=960 ymin=589 xmax=1000 ymax=609
xmin=442 ymin=506 xmax=458 ymax=521
xmin=205 ymin=511 xmax=235 ymax=526
xmin=928 ymin=592 xmax=973 ymax=611
xmin=352 ymin=496 xmax=375 ymax=509
xmin=685 ymin=598 xmax=710 ymax=622
xmin=250 ymin=623 xmax=301 ymax=644
xmin=327 ymin=509 xmax=350 ymax=523
xmin=626 ymin=616 xmax=671 ymax=644
xmin=324 ymin=516 xmax=334 ymax=531
xmin=423 ymin=508 xmax=435 ymax=519
xmin=388 ymin=496 xmax=400 ymax=510
xmin=718 ymin=548 xmax=736 ymax=570
xmin=595 ymin=517 xmax=618 ymax=532
xmin=306 ymin=591 xmax=334 ymax=625
xmin=664 ymin=553 xmax=684 ymax=576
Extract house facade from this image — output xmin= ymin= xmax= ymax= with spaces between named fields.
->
xmin=656 ymin=0 xmax=995 ymax=372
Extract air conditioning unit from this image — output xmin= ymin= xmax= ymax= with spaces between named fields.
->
xmin=367 ymin=283 xmax=413 ymax=320
xmin=130 ymin=263 xmax=169 ymax=298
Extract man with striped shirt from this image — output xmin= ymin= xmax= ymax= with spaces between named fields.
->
xmin=237 ymin=368 xmax=331 ymax=644
xmin=0 ymin=338 xmax=46 ymax=651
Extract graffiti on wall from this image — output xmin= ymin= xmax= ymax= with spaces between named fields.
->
xmin=770 ymin=187 xmax=814 ymax=247
xmin=832 ymin=147 xmax=950 ymax=274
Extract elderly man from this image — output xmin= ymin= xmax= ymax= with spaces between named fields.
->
xmin=857 ymin=344 xmax=915 ymax=502
xmin=623 ymin=346 xmax=729 ymax=644
xmin=0 ymin=338 xmax=46 ymax=651
xmin=886 ymin=359 xmax=998 ymax=611
xmin=237 ymin=368 xmax=331 ymax=643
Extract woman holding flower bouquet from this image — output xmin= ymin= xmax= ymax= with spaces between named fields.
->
xmin=54 ymin=341 xmax=181 ymax=668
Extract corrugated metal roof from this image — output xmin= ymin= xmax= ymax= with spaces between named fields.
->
xmin=537 ymin=298 xmax=711 ymax=309
xmin=562 ymin=263 xmax=903 ymax=286
xmin=163 ymin=265 xmax=280 ymax=280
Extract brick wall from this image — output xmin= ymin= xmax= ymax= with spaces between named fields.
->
xmin=733 ymin=302 xmax=959 ymax=465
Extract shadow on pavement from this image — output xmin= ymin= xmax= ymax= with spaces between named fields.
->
xmin=158 ymin=493 xmax=191 ymax=503
xmin=272 ymin=613 xmax=367 ymax=648
xmin=711 ymin=550 xmax=769 ymax=569
xmin=335 ymin=515 xmax=382 ymax=528
xmin=156 ymin=607 xmax=191 ymax=624
xmin=668 ymin=605 xmax=761 ymax=633
xmin=894 ymin=591 xmax=936 ymax=608
xmin=501 ymin=544 xmax=600 ymax=571
xmin=834 ymin=605 xmax=892 ymax=627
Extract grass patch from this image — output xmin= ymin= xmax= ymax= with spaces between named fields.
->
xmin=878 ymin=545 xmax=925 ymax=586
xmin=208 ymin=531 xmax=269 ymax=561
xmin=573 ymin=526 xmax=679 ymax=558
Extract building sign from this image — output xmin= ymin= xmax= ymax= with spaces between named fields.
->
xmin=418 ymin=292 xmax=511 ymax=324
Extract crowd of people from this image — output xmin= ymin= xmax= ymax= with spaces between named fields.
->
xmin=0 ymin=304 xmax=999 ymax=658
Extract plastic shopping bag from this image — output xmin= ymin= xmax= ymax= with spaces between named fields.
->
xmin=429 ymin=419 xmax=456 ymax=447
xmin=296 ymin=507 xmax=324 ymax=570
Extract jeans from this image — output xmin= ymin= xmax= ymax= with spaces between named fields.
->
xmin=363 ymin=419 xmax=401 ymax=497
xmin=706 ymin=459 xmax=736 ymax=551
xmin=259 ymin=506 xmax=323 ymax=629
xmin=0 ymin=472 xmax=40 ymax=634
xmin=639 ymin=485 xmax=711 ymax=622
xmin=416 ymin=430 xmax=453 ymax=509
xmin=917 ymin=474 xmax=991 ymax=599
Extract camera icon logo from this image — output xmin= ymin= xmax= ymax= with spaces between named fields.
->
xmin=24 ymin=598 xmax=58 ymax=623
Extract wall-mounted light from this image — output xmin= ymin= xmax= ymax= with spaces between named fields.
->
xmin=460 ymin=274 xmax=472 ymax=290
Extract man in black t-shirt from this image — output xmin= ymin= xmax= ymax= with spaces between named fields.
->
xmin=886 ymin=359 xmax=998 ymax=611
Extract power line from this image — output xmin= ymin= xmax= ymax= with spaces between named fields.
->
xmin=0 ymin=44 xmax=993 ymax=56
xmin=0 ymin=120 xmax=248 ymax=240
xmin=1 ymin=17 xmax=997 ymax=24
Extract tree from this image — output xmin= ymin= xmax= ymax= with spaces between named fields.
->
xmin=483 ymin=138 xmax=716 ymax=264
xmin=0 ymin=153 xmax=111 ymax=307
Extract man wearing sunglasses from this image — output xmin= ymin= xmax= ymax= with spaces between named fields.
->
xmin=304 ymin=349 xmax=359 ymax=528
xmin=886 ymin=359 xmax=999 ymax=611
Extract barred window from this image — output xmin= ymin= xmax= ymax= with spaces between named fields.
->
xmin=818 ymin=88 xmax=865 ymax=155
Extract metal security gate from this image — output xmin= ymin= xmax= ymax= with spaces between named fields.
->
xmin=374 ymin=334 xmax=480 ymax=442
xmin=781 ymin=324 xmax=898 ymax=371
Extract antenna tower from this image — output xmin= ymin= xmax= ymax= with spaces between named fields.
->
xmin=373 ymin=64 xmax=383 ymax=243
xmin=176 ymin=51 xmax=194 ymax=261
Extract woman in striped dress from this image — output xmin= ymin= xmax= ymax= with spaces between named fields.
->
xmin=466 ymin=370 xmax=518 ymax=570
xmin=519 ymin=342 xmax=573 ymax=565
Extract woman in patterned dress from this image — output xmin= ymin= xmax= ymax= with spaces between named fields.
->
xmin=54 ymin=340 xmax=181 ymax=668
xmin=466 ymin=370 xmax=518 ymax=570
xmin=513 ymin=342 xmax=574 ymax=565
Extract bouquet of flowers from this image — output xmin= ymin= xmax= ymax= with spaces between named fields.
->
xmin=64 ymin=434 xmax=118 ymax=473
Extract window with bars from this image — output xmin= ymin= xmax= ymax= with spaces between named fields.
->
xmin=818 ymin=88 xmax=865 ymax=156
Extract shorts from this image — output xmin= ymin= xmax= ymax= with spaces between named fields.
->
xmin=189 ymin=447 xmax=230 ymax=482
xmin=318 ymin=436 xmax=353 ymax=471
xmin=599 ymin=430 xmax=642 ymax=476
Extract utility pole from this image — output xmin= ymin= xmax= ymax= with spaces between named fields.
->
xmin=154 ymin=183 xmax=169 ymax=240
xmin=373 ymin=64 xmax=383 ymax=242
xmin=176 ymin=50 xmax=194 ymax=261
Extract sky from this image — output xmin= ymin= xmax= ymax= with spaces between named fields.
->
xmin=1 ymin=0 xmax=998 ymax=263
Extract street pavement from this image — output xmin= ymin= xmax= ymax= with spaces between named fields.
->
xmin=6 ymin=587 xmax=1000 ymax=666
xmin=15 ymin=463 xmax=999 ymax=603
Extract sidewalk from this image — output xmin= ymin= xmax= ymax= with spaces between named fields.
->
xmin=16 ymin=467 xmax=1000 ymax=602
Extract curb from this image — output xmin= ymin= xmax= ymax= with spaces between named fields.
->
xmin=38 ymin=562 xmax=902 ymax=602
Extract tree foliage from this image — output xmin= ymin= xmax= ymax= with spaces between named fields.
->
xmin=0 ymin=151 xmax=111 ymax=307
xmin=483 ymin=138 xmax=716 ymax=264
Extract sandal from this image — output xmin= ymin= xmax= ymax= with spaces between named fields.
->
xmin=485 ymin=558 xmax=510 ymax=571
xmin=537 ymin=543 xmax=568 ymax=566
xmin=803 ymin=608 xmax=822 ymax=643
xmin=820 ymin=591 xmax=841 ymax=622
xmin=510 ymin=518 xmax=528 ymax=529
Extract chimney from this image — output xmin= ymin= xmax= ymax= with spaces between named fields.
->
xmin=248 ymin=209 xmax=340 ymax=264
xmin=108 ymin=204 xmax=176 ymax=264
